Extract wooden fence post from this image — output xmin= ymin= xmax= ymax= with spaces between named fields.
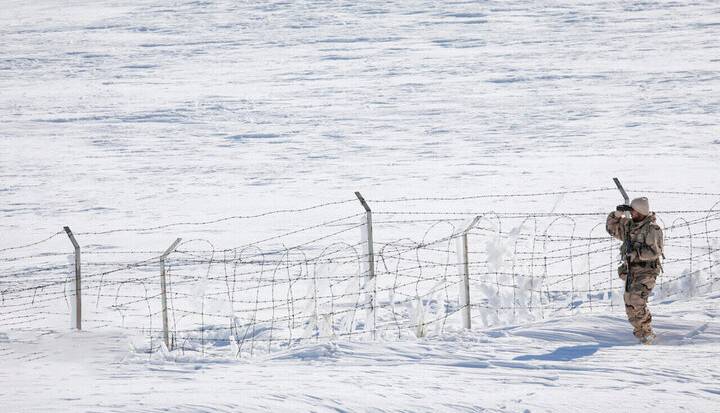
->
xmin=160 ymin=238 xmax=182 ymax=350
xmin=63 ymin=226 xmax=81 ymax=331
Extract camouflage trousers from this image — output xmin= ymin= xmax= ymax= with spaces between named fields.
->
xmin=620 ymin=266 xmax=659 ymax=339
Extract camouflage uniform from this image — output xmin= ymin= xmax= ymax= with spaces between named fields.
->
xmin=606 ymin=212 xmax=664 ymax=340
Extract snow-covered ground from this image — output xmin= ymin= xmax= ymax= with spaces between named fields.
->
xmin=2 ymin=0 xmax=720 ymax=412
xmin=3 ymin=293 xmax=720 ymax=412
xmin=2 ymin=0 xmax=720 ymax=241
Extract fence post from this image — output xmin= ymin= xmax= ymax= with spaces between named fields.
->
xmin=613 ymin=178 xmax=633 ymax=296
xmin=354 ymin=192 xmax=376 ymax=339
xmin=160 ymin=238 xmax=182 ymax=351
xmin=461 ymin=216 xmax=481 ymax=330
xmin=63 ymin=226 xmax=82 ymax=331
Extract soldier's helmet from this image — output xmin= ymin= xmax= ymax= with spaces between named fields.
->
xmin=630 ymin=197 xmax=650 ymax=215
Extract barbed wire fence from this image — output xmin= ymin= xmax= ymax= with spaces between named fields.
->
xmin=1 ymin=187 xmax=719 ymax=360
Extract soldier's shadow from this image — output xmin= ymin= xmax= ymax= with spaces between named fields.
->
xmin=513 ymin=344 xmax=602 ymax=362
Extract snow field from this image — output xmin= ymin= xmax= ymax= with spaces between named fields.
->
xmin=2 ymin=0 xmax=720 ymax=411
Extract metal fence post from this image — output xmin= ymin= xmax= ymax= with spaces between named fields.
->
xmin=160 ymin=238 xmax=182 ymax=350
xmin=63 ymin=226 xmax=81 ymax=330
xmin=461 ymin=216 xmax=481 ymax=330
xmin=613 ymin=178 xmax=633 ymax=296
xmin=354 ymin=192 xmax=376 ymax=339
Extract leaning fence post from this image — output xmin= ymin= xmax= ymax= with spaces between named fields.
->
xmin=63 ymin=226 xmax=82 ymax=331
xmin=461 ymin=216 xmax=481 ymax=330
xmin=354 ymin=192 xmax=376 ymax=339
xmin=613 ymin=178 xmax=633 ymax=297
xmin=160 ymin=238 xmax=182 ymax=351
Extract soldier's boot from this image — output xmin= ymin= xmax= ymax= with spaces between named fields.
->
xmin=639 ymin=331 xmax=656 ymax=345
xmin=633 ymin=318 xmax=655 ymax=345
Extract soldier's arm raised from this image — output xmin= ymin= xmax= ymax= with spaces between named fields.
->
xmin=605 ymin=211 xmax=626 ymax=241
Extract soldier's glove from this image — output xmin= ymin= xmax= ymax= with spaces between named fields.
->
xmin=616 ymin=204 xmax=633 ymax=212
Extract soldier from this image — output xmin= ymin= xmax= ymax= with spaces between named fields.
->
xmin=606 ymin=197 xmax=664 ymax=344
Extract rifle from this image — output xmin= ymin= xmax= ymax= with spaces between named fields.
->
xmin=613 ymin=178 xmax=633 ymax=293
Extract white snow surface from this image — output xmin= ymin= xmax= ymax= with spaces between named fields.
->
xmin=3 ymin=294 xmax=720 ymax=412
xmin=2 ymin=0 xmax=720 ymax=412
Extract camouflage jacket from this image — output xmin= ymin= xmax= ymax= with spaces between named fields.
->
xmin=606 ymin=212 xmax=664 ymax=266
